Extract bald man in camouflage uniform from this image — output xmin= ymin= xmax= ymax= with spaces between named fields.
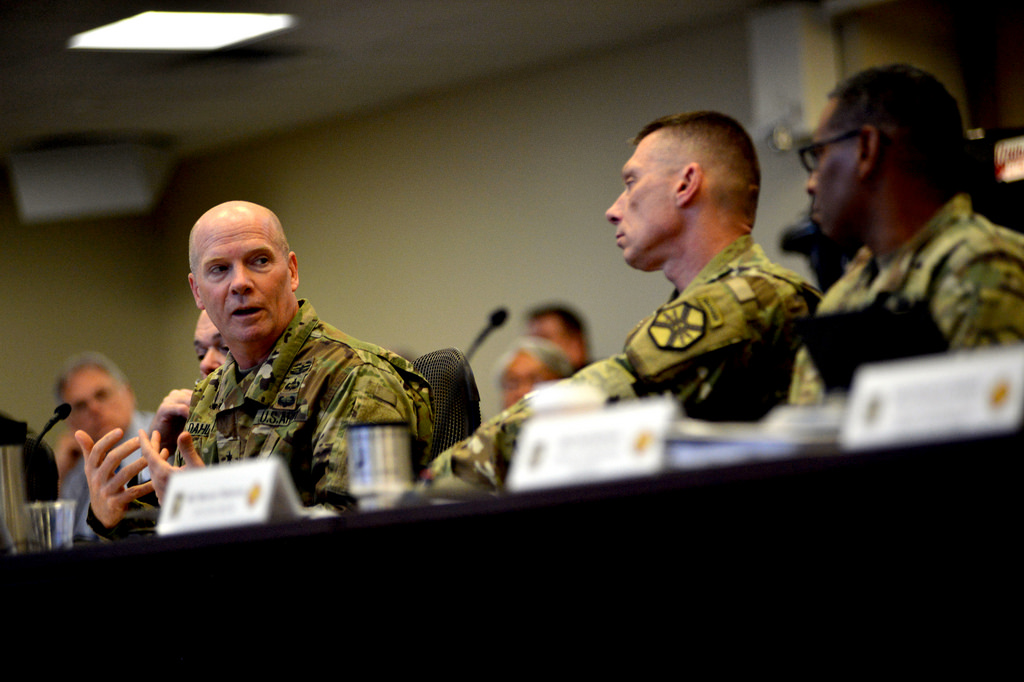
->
xmin=789 ymin=65 xmax=1024 ymax=404
xmin=181 ymin=298 xmax=433 ymax=508
xmin=79 ymin=201 xmax=432 ymax=537
xmin=428 ymin=112 xmax=820 ymax=490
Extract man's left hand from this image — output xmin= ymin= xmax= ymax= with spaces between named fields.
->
xmin=138 ymin=429 xmax=205 ymax=505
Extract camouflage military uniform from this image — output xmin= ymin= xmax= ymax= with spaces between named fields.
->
xmin=428 ymin=235 xmax=820 ymax=490
xmin=789 ymin=194 xmax=1024 ymax=404
xmin=89 ymin=300 xmax=432 ymax=538
xmin=181 ymin=299 xmax=433 ymax=508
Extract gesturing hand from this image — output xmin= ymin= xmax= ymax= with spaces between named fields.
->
xmin=77 ymin=428 xmax=154 ymax=529
xmin=138 ymin=429 xmax=205 ymax=505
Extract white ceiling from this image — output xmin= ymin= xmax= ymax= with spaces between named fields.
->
xmin=0 ymin=0 xmax=770 ymax=162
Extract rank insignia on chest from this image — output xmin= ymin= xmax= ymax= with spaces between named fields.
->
xmin=648 ymin=301 xmax=706 ymax=350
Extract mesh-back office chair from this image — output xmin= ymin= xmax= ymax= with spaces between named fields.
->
xmin=413 ymin=348 xmax=482 ymax=458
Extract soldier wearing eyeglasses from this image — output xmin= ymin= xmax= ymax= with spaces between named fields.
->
xmin=789 ymin=64 xmax=1024 ymax=404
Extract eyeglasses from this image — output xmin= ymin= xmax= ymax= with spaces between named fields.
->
xmin=797 ymin=129 xmax=861 ymax=173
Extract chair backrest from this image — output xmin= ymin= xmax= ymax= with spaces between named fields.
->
xmin=413 ymin=347 xmax=482 ymax=458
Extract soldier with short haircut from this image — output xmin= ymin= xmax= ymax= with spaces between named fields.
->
xmin=789 ymin=64 xmax=1024 ymax=404
xmin=428 ymin=111 xmax=820 ymax=490
xmin=77 ymin=201 xmax=433 ymax=537
xmin=526 ymin=304 xmax=592 ymax=371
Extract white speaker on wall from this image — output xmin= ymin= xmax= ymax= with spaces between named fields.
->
xmin=6 ymin=141 xmax=174 ymax=224
xmin=747 ymin=2 xmax=840 ymax=150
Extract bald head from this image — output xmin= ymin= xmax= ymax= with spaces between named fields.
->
xmin=189 ymin=201 xmax=290 ymax=274
xmin=187 ymin=200 xmax=300 ymax=370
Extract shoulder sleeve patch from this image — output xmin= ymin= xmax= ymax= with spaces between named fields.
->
xmin=626 ymin=278 xmax=773 ymax=384
xmin=648 ymin=301 xmax=706 ymax=350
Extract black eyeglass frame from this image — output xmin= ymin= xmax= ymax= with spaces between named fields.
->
xmin=798 ymin=128 xmax=861 ymax=172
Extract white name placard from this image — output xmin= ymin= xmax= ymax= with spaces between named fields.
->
xmin=840 ymin=345 xmax=1024 ymax=451
xmin=507 ymin=395 xmax=679 ymax=492
xmin=157 ymin=456 xmax=305 ymax=536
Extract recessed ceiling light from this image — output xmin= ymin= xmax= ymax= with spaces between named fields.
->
xmin=67 ymin=11 xmax=297 ymax=51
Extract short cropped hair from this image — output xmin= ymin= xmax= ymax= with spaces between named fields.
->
xmin=826 ymin=63 xmax=966 ymax=196
xmin=54 ymin=352 xmax=128 ymax=404
xmin=633 ymin=110 xmax=760 ymax=221
xmin=526 ymin=304 xmax=587 ymax=337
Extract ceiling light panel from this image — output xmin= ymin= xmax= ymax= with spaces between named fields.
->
xmin=67 ymin=11 xmax=296 ymax=51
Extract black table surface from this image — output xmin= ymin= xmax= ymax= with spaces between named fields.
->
xmin=3 ymin=434 xmax=1018 ymax=669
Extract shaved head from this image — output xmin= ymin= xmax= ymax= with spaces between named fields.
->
xmin=187 ymin=200 xmax=300 ymax=369
xmin=189 ymin=201 xmax=289 ymax=273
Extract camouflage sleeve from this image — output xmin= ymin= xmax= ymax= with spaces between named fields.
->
xmin=86 ymin=500 xmax=158 ymax=540
xmin=627 ymin=274 xmax=815 ymax=420
xmin=426 ymin=400 xmax=531 ymax=491
xmin=428 ymin=268 xmax=815 ymax=491
xmin=934 ymin=251 xmax=1024 ymax=347
xmin=427 ymin=354 xmax=640 ymax=491
xmin=313 ymin=364 xmax=433 ymax=507
xmin=788 ymin=235 xmax=1024 ymax=406
xmin=787 ymin=346 xmax=824 ymax=405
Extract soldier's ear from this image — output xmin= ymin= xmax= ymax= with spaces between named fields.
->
xmin=675 ymin=163 xmax=701 ymax=208
xmin=188 ymin=273 xmax=205 ymax=310
xmin=288 ymin=252 xmax=299 ymax=292
xmin=856 ymin=125 xmax=886 ymax=180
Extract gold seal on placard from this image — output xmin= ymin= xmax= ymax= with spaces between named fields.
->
xmin=864 ymin=394 xmax=883 ymax=426
xmin=248 ymin=483 xmax=262 ymax=506
xmin=990 ymin=378 xmax=1011 ymax=409
xmin=634 ymin=430 xmax=654 ymax=455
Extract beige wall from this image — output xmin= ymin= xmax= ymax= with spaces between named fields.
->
xmin=0 ymin=182 xmax=181 ymax=428
xmin=156 ymin=16 xmax=806 ymax=418
xmin=2 ymin=2 xmax=1017 ymax=432
xmin=3 ymin=14 xmax=804 ymax=427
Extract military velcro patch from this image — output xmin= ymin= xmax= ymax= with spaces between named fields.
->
xmin=372 ymin=384 xmax=399 ymax=408
xmin=648 ymin=301 xmax=706 ymax=350
xmin=271 ymin=361 xmax=312 ymax=410
xmin=726 ymin=277 xmax=757 ymax=303
xmin=254 ymin=409 xmax=296 ymax=427
xmin=186 ymin=422 xmax=212 ymax=438
xmin=697 ymin=295 xmax=724 ymax=328
xmin=290 ymin=360 xmax=314 ymax=374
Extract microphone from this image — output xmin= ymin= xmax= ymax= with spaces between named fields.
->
xmin=38 ymin=403 xmax=71 ymax=445
xmin=25 ymin=403 xmax=71 ymax=502
xmin=465 ymin=307 xmax=508 ymax=361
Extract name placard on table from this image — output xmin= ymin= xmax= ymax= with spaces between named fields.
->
xmin=841 ymin=344 xmax=1024 ymax=450
xmin=157 ymin=456 xmax=305 ymax=535
xmin=507 ymin=395 xmax=679 ymax=492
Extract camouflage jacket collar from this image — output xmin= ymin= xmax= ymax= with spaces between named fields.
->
xmin=860 ymin=193 xmax=973 ymax=295
xmin=893 ymin=192 xmax=972 ymax=262
xmin=217 ymin=299 xmax=318 ymax=410
xmin=681 ymin=234 xmax=759 ymax=295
